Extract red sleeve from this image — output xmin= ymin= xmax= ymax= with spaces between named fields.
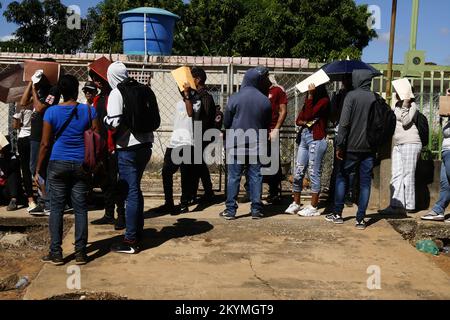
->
xmin=301 ymin=97 xmax=329 ymax=121
xmin=279 ymin=89 xmax=288 ymax=105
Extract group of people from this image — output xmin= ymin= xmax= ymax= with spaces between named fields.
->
xmin=2 ymin=60 xmax=450 ymax=265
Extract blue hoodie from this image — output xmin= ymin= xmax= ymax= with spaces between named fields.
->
xmin=224 ymin=68 xmax=272 ymax=150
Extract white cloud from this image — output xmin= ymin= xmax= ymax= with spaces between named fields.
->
xmin=0 ymin=35 xmax=16 ymax=42
xmin=441 ymin=27 xmax=450 ymax=36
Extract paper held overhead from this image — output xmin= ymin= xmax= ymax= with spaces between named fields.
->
xmin=295 ymin=69 xmax=330 ymax=93
xmin=439 ymin=96 xmax=450 ymax=116
xmin=392 ymin=78 xmax=415 ymax=100
xmin=0 ymin=133 xmax=9 ymax=150
xmin=171 ymin=66 xmax=197 ymax=91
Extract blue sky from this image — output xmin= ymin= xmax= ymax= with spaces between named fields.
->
xmin=0 ymin=0 xmax=449 ymax=65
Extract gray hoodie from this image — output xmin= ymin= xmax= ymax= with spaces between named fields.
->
xmin=336 ymin=69 xmax=376 ymax=153
xmin=104 ymin=62 xmax=154 ymax=149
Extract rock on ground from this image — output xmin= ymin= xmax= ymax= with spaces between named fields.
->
xmin=0 ymin=233 xmax=28 ymax=247
xmin=0 ymin=274 xmax=19 ymax=292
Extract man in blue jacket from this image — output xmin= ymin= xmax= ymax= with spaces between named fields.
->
xmin=221 ymin=67 xmax=272 ymax=220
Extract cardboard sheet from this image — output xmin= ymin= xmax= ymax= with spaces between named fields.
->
xmin=296 ymin=69 xmax=330 ymax=93
xmin=392 ymin=78 xmax=415 ymax=100
xmin=171 ymin=66 xmax=197 ymax=91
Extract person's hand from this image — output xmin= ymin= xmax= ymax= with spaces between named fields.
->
xmin=297 ymin=120 xmax=307 ymax=126
xmin=336 ymin=149 xmax=345 ymax=161
xmin=34 ymin=173 xmax=40 ymax=187
xmin=183 ymin=82 xmax=191 ymax=94
xmin=269 ymin=129 xmax=279 ymax=141
xmin=308 ymin=84 xmax=316 ymax=98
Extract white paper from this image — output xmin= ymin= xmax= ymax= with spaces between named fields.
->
xmin=392 ymin=78 xmax=415 ymax=100
xmin=296 ymin=69 xmax=330 ymax=93
xmin=0 ymin=133 xmax=9 ymax=150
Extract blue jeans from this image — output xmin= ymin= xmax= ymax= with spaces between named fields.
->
xmin=226 ymin=155 xmax=263 ymax=216
xmin=293 ymin=130 xmax=328 ymax=193
xmin=117 ymin=145 xmax=152 ymax=242
xmin=334 ymin=152 xmax=375 ymax=221
xmin=48 ymin=160 xmax=89 ymax=255
xmin=432 ymin=150 xmax=450 ymax=215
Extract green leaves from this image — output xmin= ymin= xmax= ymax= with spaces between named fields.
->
xmin=1 ymin=0 xmax=376 ymax=60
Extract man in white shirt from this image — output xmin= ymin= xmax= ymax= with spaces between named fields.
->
xmin=159 ymin=83 xmax=195 ymax=214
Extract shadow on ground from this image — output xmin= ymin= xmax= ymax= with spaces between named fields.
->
xmin=64 ymin=218 xmax=214 ymax=265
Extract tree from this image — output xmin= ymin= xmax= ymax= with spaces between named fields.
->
xmin=231 ymin=0 xmax=376 ymax=61
xmin=3 ymin=0 xmax=91 ymax=52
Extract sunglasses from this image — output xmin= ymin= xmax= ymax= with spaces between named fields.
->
xmin=83 ymin=89 xmax=96 ymax=94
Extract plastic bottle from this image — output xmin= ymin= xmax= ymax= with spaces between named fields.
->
xmin=416 ymin=240 xmax=440 ymax=256
xmin=15 ymin=276 xmax=30 ymax=290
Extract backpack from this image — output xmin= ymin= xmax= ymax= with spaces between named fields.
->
xmin=367 ymin=93 xmax=396 ymax=149
xmin=413 ymin=110 xmax=429 ymax=147
xmin=117 ymin=77 xmax=160 ymax=133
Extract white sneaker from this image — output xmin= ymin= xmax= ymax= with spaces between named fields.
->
xmin=421 ymin=211 xmax=445 ymax=221
xmin=298 ymin=205 xmax=320 ymax=217
xmin=27 ymin=202 xmax=37 ymax=213
xmin=285 ymin=202 xmax=301 ymax=215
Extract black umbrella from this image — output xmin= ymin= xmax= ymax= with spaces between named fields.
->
xmin=321 ymin=59 xmax=382 ymax=81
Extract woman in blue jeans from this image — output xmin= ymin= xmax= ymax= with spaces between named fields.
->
xmin=35 ymin=75 xmax=99 ymax=265
xmin=285 ymin=84 xmax=330 ymax=217
xmin=422 ymin=116 xmax=450 ymax=223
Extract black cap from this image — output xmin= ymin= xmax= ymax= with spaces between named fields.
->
xmin=191 ymin=67 xmax=207 ymax=84
xmin=83 ymin=81 xmax=97 ymax=91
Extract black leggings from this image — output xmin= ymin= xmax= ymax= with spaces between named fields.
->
xmin=17 ymin=137 xmax=34 ymax=199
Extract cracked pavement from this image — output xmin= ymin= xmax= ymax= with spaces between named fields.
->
xmin=21 ymin=200 xmax=450 ymax=300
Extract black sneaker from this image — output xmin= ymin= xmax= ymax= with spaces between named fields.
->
xmin=252 ymin=212 xmax=264 ymax=220
xmin=266 ymin=195 xmax=281 ymax=205
xmin=42 ymin=253 xmax=64 ymax=266
xmin=111 ymin=240 xmax=140 ymax=254
xmin=114 ymin=215 xmax=126 ymax=231
xmin=179 ymin=202 xmax=189 ymax=214
xmin=356 ymin=220 xmax=367 ymax=230
xmin=91 ymin=216 xmax=116 ymax=225
xmin=345 ymin=195 xmax=354 ymax=207
xmin=198 ymin=193 xmax=215 ymax=204
xmin=28 ymin=203 xmax=45 ymax=216
xmin=220 ymin=211 xmax=236 ymax=220
xmin=325 ymin=213 xmax=344 ymax=224
xmin=75 ymin=252 xmax=88 ymax=265
xmin=6 ymin=199 xmax=18 ymax=211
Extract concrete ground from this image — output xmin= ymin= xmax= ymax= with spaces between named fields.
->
xmin=2 ymin=199 xmax=450 ymax=300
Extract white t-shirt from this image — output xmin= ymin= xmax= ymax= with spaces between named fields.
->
xmin=169 ymin=101 xmax=194 ymax=148
xmin=14 ymin=110 xmax=33 ymax=139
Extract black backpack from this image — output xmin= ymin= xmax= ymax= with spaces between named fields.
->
xmin=367 ymin=93 xmax=396 ymax=149
xmin=117 ymin=78 xmax=161 ymax=133
xmin=413 ymin=110 xmax=429 ymax=147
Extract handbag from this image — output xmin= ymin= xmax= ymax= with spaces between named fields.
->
xmin=84 ymin=106 xmax=105 ymax=173
xmin=55 ymin=104 xmax=105 ymax=173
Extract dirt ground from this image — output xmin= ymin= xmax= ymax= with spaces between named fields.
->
xmin=0 ymin=221 xmax=73 ymax=300
xmin=1 ymin=201 xmax=450 ymax=300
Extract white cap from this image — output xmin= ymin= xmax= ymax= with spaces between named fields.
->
xmin=31 ymin=70 xmax=44 ymax=84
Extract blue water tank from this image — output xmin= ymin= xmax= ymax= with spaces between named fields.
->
xmin=119 ymin=7 xmax=180 ymax=56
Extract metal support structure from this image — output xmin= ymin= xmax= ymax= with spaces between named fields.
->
xmin=409 ymin=0 xmax=420 ymax=51
xmin=386 ymin=0 xmax=398 ymax=105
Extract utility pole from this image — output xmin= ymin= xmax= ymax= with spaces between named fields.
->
xmin=386 ymin=0 xmax=398 ymax=106
xmin=410 ymin=0 xmax=420 ymax=51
